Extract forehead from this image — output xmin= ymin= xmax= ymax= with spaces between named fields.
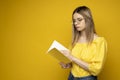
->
xmin=73 ymin=13 xmax=84 ymax=19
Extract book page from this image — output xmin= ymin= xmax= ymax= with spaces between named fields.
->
xmin=47 ymin=40 xmax=71 ymax=63
xmin=47 ymin=40 xmax=69 ymax=52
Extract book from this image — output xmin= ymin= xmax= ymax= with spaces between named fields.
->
xmin=47 ymin=40 xmax=71 ymax=63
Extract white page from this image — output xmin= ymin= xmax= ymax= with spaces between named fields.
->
xmin=47 ymin=40 xmax=69 ymax=53
xmin=47 ymin=40 xmax=71 ymax=63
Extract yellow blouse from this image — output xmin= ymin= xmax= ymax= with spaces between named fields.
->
xmin=71 ymin=37 xmax=107 ymax=77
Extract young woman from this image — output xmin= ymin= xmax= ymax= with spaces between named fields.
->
xmin=59 ymin=6 xmax=107 ymax=80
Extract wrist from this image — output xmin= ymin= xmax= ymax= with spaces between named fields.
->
xmin=68 ymin=54 xmax=74 ymax=62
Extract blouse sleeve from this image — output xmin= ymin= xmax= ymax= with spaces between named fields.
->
xmin=88 ymin=38 xmax=107 ymax=76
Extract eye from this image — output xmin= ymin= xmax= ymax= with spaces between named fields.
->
xmin=72 ymin=18 xmax=83 ymax=24
xmin=73 ymin=20 xmax=75 ymax=23
xmin=72 ymin=19 xmax=76 ymax=23
xmin=77 ymin=18 xmax=83 ymax=21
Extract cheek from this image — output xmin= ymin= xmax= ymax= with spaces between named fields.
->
xmin=80 ymin=21 xmax=86 ymax=27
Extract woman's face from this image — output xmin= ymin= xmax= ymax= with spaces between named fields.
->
xmin=73 ymin=13 xmax=86 ymax=31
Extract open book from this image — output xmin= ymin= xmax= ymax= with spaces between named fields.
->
xmin=47 ymin=40 xmax=71 ymax=63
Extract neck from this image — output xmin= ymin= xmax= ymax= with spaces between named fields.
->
xmin=77 ymin=30 xmax=87 ymax=43
xmin=80 ymin=30 xmax=86 ymax=39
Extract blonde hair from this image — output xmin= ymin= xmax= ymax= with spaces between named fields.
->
xmin=72 ymin=6 xmax=97 ymax=46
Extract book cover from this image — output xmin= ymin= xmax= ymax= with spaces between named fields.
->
xmin=47 ymin=40 xmax=71 ymax=63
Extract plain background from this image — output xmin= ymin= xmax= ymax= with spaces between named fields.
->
xmin=0 ymin=0 xmax=120 ymax=80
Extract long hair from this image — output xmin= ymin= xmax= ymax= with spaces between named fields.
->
xmin=72 ymin=6 xmax=97 ymax=46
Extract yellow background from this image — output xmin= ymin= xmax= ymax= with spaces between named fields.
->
xmin=0 ymin=0 xmax=120 ymax=80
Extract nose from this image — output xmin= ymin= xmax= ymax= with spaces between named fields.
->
xmin=74 ymin=21 xmax=78 ymax=25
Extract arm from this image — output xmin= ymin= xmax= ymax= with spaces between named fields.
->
xmin=61 ymin=39 xmax=107 ymax=75
xmin=61 ymin=50 xmax=89 ymax=71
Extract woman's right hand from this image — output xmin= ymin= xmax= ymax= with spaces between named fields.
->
xmin=59 ymin=62 xmax=72 ymax=69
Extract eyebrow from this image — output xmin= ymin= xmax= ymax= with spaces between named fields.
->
xmin=73 ymin=17 xmax=83 ymax=20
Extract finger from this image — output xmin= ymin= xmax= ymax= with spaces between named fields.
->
xmin=61 ymin=66 xmax=66 ymax=69
xmin=59 ymin=62 xmax=64 ymax=65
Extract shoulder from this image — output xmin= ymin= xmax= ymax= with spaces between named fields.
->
xmin=93 ymin=34 xmax=98 ymax=41
xmin=93 ymin=34 xmax=107 ymax=43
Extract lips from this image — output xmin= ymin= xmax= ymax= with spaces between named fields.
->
xmin=75 ymin=26 xmax=80 ymax=28
xmin=75 ymin=25 xmax=80 ymax=27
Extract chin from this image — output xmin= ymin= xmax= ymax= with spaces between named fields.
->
xmin=77 ymin=28 xmax=85 ymax=31
xmin=77 ymin=28 xmax=82 ymax=31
